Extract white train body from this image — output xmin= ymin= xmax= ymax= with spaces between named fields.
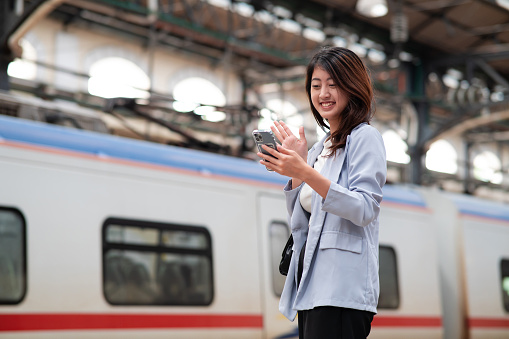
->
xmin=0 ymin=115 xmax=508 ymax=338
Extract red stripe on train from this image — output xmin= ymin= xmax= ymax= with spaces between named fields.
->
xmin=374 ymin=316 xmax=509 ymax=329
xmin=2 ymin=314 xmax=508 ymax=332
xmin=372 ymin=315 xmax=442 ymax=327
xmin=468 ymin=318 xmax=509 ymax=328
xmin=0 ymin=314 xmax=263 ymax=331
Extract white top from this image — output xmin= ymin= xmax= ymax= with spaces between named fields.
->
xmin=299 ymin=139 xmax=332 ymax=213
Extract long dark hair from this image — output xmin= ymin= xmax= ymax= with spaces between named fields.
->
xmin=305 ymin=46 xmax=375 ymax=155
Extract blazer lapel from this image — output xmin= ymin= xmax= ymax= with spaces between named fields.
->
xmin=307 ymin=134 xmax=349 ymax=219
xmin=322 ymin=136 xmax=348 ymax=183
xmin=307 ymin=135 xmax=326 ymax=167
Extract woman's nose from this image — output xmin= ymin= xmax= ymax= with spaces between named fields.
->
xmin=320 ymin=87 xmax=330 ymax=98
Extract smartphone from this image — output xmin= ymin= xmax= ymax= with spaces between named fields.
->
xmin=252 ymin=129 xmax=278 ymax=170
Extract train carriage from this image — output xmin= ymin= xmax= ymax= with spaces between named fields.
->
xmin=1 ymin=115 xmax=508 ymax=338
xmin=374 ymin=186 xmax=443 ymax=339
xmin=443 ymin=193 xmax=509 ymax=339
xmin=0 ymin=115 xmax=290 ymax=338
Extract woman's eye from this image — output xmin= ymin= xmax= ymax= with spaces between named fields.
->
xmin=312 ymin=85 xmax=320 ymax=89
xmin=329 ymin=84 xmax=336 ymax=88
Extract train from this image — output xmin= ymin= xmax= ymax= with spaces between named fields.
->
xmin=0 ymin=114 xmax=508 ymax=338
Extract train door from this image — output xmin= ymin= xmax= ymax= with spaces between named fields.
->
xmin=256 ymin=193 xmax=298 ymax=339
xmin=449 ymin=194 xmax=509 ymax=339
xmin=374 ymin=187 xmax=444 ymax=339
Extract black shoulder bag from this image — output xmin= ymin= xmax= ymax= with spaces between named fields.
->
xmin=279 ymin=234 xmax=293 ymax=276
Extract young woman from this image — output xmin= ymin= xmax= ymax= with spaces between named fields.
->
xmin=257 ymin=46 xmax=387 ymax=338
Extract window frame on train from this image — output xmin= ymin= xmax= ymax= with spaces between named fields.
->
xmin=102 ymin=217 xmax=214 ymax=306
xmin=0 ymin=206 xmax=27 ymax=305
xmin=378 ymin=245 xmax=400 ymax=309
xmin=501 ymin=258 xmax=509 ymax=313
xmin=269 ymin=220 xmax=290 ymax=296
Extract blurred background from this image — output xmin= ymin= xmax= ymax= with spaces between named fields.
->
xmin=0 ymin=0 xmax=508 ymax=200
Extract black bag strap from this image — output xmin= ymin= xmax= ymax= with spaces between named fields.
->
xmin=279 ymin=235 xmax=293 ymax=276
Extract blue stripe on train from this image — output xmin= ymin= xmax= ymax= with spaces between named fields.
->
xmin=0 ymin=115 xmax=288 ymax=186
xmin=1 ymin=115 xmax=440 ymax=212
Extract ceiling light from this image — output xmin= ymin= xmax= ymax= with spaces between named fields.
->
xmin=496 ymin=0 xmax=509 ymax=10
xmin=202 ymin=111 xmax=226 ymax=122
xmin=173 ymin=101 xmax=197 ymax=113
xmin=356 ymin=0 xmax=388 ymax=18
xmin=194 ymin=105 xmax=216 ymax=115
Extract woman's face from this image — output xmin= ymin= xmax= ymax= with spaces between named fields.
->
xmin=310 ymin=67 xmax=349 ymax=131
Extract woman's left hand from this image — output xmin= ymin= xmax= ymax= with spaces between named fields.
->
xmin=257 ymin=144 xmax=310 ymax=180
xmin=271 ymin=121 xmax=308 ymax=161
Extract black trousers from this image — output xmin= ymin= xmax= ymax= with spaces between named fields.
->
xmin=296 ymin=242 xmax=374 ymax=339
xmin=297 ymin=306 xmax=374 ymax=339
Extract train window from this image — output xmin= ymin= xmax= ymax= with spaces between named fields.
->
xmin=0 ymin=207 xmax=26 ymax=304
xmin=378 ymin=245 xmax=400 ymax=309
xmin=501 ymin=259 xmax=509 ymax=312
xmin=269 ymin=221 xmax=290 ymax=296
xmin=102 ymin=218 xmax=213 ymax=306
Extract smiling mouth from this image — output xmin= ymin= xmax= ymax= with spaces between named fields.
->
xmin=321 ymin=102 xmax=335 ymax=108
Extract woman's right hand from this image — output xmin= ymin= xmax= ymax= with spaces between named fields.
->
xmin=271 ymin=121 xmax=308 ymax=161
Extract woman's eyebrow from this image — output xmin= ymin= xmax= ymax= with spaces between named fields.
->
xmin=311 ymin=77 xmax=333 ymax=81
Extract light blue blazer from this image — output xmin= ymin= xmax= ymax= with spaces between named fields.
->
xmin=279 ymin=123 xmax=387 ymax=321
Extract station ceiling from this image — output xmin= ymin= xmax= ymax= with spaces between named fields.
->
xmin=3 ymin=0 xmax=509 ymax=186
xmin=309 ymin=0 xmax=509 ymax=75
xmin=46 ymin=0 xmax=509 ymax=77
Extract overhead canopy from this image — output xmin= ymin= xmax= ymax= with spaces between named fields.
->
xmin=2 ymin=1 xmax=509 ymax=157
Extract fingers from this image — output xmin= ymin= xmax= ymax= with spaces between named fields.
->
xmin=258 ymin=144 xmax=289 ymax=164
xmin=260 ymin=144 xmax=279 ymax=158
xmin=270 ymin=125 xmax=283 ymax=144
xmin=273 ymin=121 xmax=306 ymax=143
xmin=298 ymin=126 xmax=306 ymax=142
xmin=257 ymin=147 xmax=277 ymax=171
xmin=275 ymin=121 xmax=291 ymax=139
xmin=256 ymin=145 xmax=279 ymax=164
xmin=280 ymin=121 xmax=295 ymax=138
xmin=257 ymin=145 xmax=303 ymax=176
xmin=259 ymin=159 xmax=275 ymax=171
xmin=259 ymin=144 xmax=290 ymax=157
xmin=276 ymin=144 xmax=291 ymax=154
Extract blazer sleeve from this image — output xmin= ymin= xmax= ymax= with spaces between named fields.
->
xmin=321 ymin=125 xmax=386 ymax=227
xmin=284 ymin=180 xmax=303 ymax=217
